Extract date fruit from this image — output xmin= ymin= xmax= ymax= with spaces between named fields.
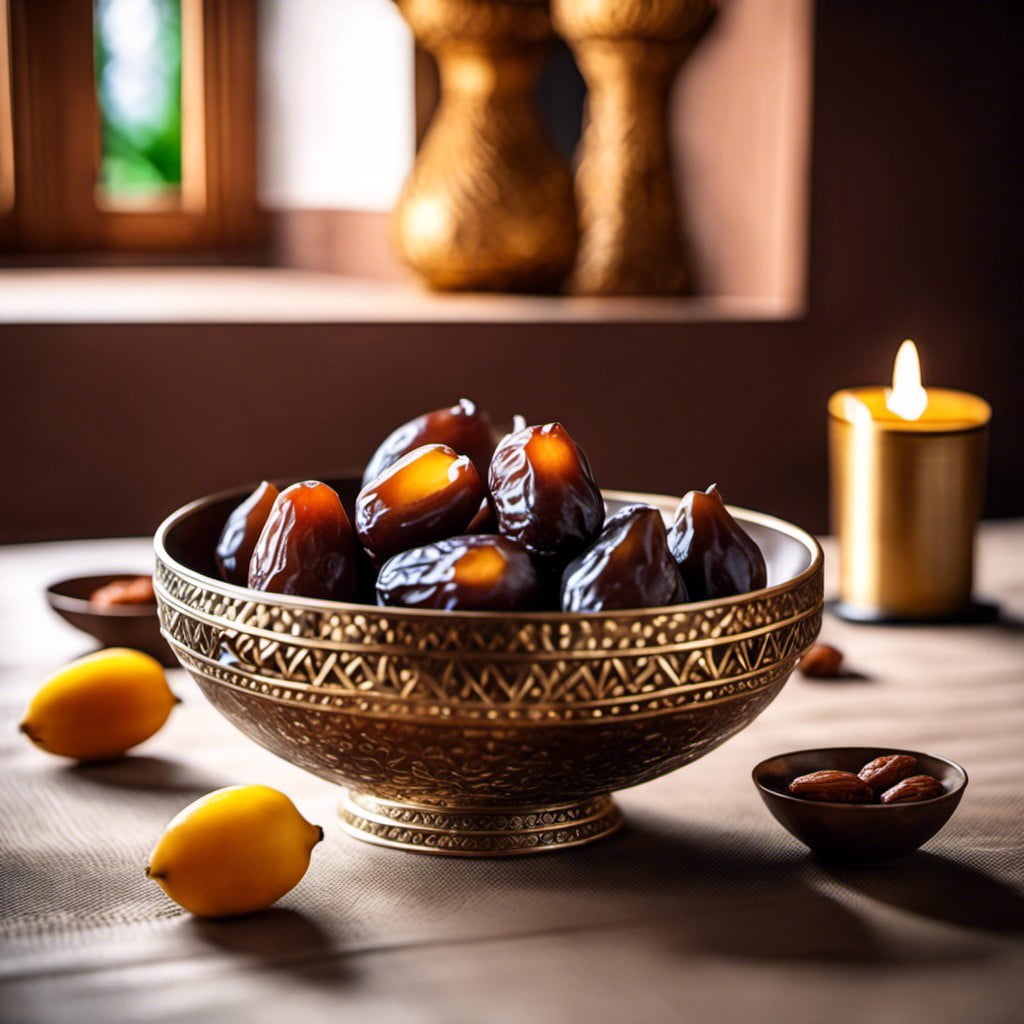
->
xmin=561 ymin=505 xmax=686 ymax=612
xmin=356 ymin=444 xmax=484 ymax=564
xmin=880 ymin=775 xmax=944 ymax=804
xmin=248 ymin=481 xmax=357 ymax=600
xmin=216 ymin=480 xmax=280 ymax=585
xmin=89 ymin=575 xmax=155 ymax=606
xmin=788 ymin=770 xmax=873 ymax=803
xmin=858 ymin=753 xmax=917 ymax=795
xmin=667 ymin=484 xmax=767 ymax=601
xmin=362 ymin=398 xmax=498 ymax=486
xmin=489 ymin=422 xmax=604 ymax=564
xmin=466 ymin=496 xmax=497 ymax=534
xmin=798 ymin=642 xmax=844 ymax=678
xmin=376 ymin=535 xmax=539 ymax=611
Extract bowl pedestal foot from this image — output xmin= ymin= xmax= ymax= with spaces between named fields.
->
xmin=339 ymin=791 xmax=623 ymax=857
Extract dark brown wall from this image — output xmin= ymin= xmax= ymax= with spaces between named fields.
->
xmin=1 ymin=1 xmax=1020 ymax=543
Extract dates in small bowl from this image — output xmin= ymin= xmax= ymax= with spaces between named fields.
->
xmin=752 ymin=747 xmax=968 ymax=863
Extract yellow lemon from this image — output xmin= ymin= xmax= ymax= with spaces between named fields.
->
xmin=146 ymin=785 xmax=323 ymax=918
xmin=19 ymin=647 xmax=178 ymax=760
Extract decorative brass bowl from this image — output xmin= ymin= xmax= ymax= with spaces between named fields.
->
xmin=154 ymin=482 xmax=823 ymax=857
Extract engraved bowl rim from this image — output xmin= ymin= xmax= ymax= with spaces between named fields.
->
xmin=153 ymin=485 xmax=823 ymax=623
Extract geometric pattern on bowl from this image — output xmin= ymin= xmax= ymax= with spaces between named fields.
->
xmin=155 ymin=487 xmax=823 ymax=856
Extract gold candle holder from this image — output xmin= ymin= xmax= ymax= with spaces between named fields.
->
xmin=828 ymin=341 xmax=991 ymax=622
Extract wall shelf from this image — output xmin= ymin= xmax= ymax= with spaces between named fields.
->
xmin=0 ymin=267 xmax=800 ymax=325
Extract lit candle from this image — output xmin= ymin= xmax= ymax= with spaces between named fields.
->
xmin=828 ymin=340 xmax=991 ymax=621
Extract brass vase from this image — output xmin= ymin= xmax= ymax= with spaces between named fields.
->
xmin=393 ymin=0 xmax=578 ymax=293
xmin=553 ymin=0 xmax=717 ymax=295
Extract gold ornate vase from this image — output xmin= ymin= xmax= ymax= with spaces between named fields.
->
xmin=553 ymin=0 xmax=717 ymax=295
xmin=393 ymin=0 xmax=578 ymax=292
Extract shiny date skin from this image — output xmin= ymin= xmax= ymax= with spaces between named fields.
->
xmin=248 ymin=481 xmax=357 ymax=600
xmin=466 ymin=496 xmax=497 ymax=534
xmin=561 ymin=505 xmax=686 ymax=612
xmin=216 ymin=480 xmax=279 ymax=585
xmin=667 ymin=484 xmax=767 ymax=601
xmin=356 ymin=443 xmax=484 ymax=563
xmin=362 ymin=398 xmax=498 ymax=486
xmin=376 ymin=534 xmax=539 ymax=611
xmin=489 ymin=422 xmax=604 ymax=564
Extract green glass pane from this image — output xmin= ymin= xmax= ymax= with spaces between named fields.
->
xmin=94 ymin=0 xmax=182 ymax=200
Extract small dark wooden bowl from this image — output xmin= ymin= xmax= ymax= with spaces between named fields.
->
xmin=753 ymin=747 xmax=967 ymax=863
xmin=45 ymin=574 xmax=176 ymax=667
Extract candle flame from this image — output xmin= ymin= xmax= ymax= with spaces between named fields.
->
xmin=885 ymin=339 xmax=928 ymax=420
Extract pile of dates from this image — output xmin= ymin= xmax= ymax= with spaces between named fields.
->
xmin=214 ymin=399 xmax=767 ymax=613
xmin=789 ymin=754 xmax=946 ymax=805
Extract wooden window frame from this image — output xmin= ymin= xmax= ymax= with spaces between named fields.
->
xmin=0 ymin=0 xmax=263 ymax=259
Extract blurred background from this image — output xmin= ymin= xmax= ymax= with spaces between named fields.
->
xmin=0 ymin=0 xmax=1019 ymax=543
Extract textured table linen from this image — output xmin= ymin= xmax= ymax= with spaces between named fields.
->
xmin=2 ymin=526 xmax=1023 ymax=1024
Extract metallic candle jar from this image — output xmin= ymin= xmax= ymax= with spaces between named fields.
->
xmin=828 ymin=350 xmax=991 ymax=622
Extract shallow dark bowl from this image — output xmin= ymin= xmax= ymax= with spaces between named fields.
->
xmin=753 ymin=747 xmax=968 ymax=863
xmin=45 ymin=574 xmax=176 ymax=667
